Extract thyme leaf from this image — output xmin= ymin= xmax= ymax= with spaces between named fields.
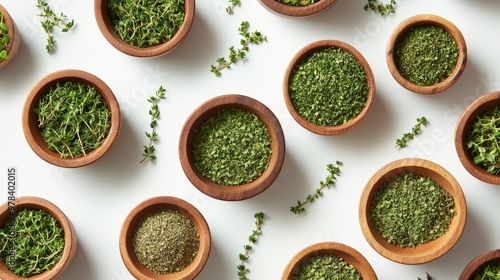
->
xmin=0 ymin=11 xmax=11 ymax=60
xmin=36 ymin=0 xmax=75 ymax=53
xmin=364 ymin=0 xmax=396 ymax=16
xmin=237 ymin=212 xmax=264 ymax=280
xmin=395 ymin=117 xmax=427 ymax=148
xmin=141 ymin=86 xmax=166 ymax=163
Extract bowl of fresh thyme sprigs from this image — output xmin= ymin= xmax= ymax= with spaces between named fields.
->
xmin=258 ymin=0 xmax=339 ymax=17
xmin=0 ymin=4 xmax=21 ymax=69
xmin=460 ymin=249 xmax=500 ymax=280
xmin=359 ymin=158 xmax=467 ymax=264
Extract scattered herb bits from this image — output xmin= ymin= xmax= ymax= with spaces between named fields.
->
xmin=473 ymin=263 xmax=500 ymax=280
xmin=0 ymin=11 xmax=10 ymax=60
xmin=141 ymin=86 xmax=166 ymax=163
xmin=364 ymin=0 xmax=396 ymax=16
xmin=395 ymin=116 xmax=428 ymax=148
xmin=278 ymin=0 xmax=318 ymax=6
xmin=418 ymin=272 xmax=433 ymax=280
xmin=292 ymin=254 xmax=361 ymax=280
xmin=35 ymin=0 xmax=75 ymax=53
xmin=226 ymin=0 xmax=240 ymax=14
xmin=237 ymin=212 xmax=264 ymax=280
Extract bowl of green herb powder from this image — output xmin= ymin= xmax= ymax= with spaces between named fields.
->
xmin=460 ymin=249 xmax=500 ymax=280
xmin=258 ymin=0 xmax=339 ymax=17
xmin=359 ymin=158 xmax=467 ymax=264
xmin=0 ymin=4 xmax=21 ymax=69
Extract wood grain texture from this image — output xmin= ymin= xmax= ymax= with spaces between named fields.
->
xmin=0 ymin=4 xmax=21 ymax=69
xmin=459 ymin=249 xmax=500 ymax=280
xmin=259 ymin=0 xmax=338 ymax=17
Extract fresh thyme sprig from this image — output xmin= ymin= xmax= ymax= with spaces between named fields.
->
xmin=141 ymin=86 xmax=166 ymax=163
xmin=417 ymin=272 xmax=432 ymax=280
xmin=364 ymin=0 xmax=396 ymax=16
xmin=395 ymin=116 xmax=428 ymax=148
xmin=36 ymin=0 xmax=75 ymax=53
xmin=0 ymin=12 xmax=11 ymax=60
xmin=211 ymin=21 xmax=267 ymax=77
xmin=226 ymin=0 xmax=241 ymax=14
xmin=237 ymin=212 xmax=264 ymax=280
xmin=290 ymin=161 xmax=343 ymax=214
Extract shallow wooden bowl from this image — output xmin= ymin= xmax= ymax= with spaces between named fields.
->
xmin=0 ymin=4 xmax=21 ymax=69
xmin=258 ymin=0 xmax=338 ymax=17
xmin=22 ymin=69 xmax=121 ymax=168
xmin=459 ymin=249 xmax=500 ymax=280
xmin=119 ymin=196 xmax=211 ymax=280
xmin=94 ymin=0 xmax=195 ymax=57
xmin=0 ymin=196 xmax=77 ymax=279
xmin=359 ymin=158 xmax=467 ymax=264
xmin=386 ymin=14 xmax=467 ymax=94
xmin=179 ymin=94 xmax=286 ymax=201
xmin=281 ymin=242 xmax=378 ymax=279
xmin=283 ymin=40 xmax=375 ymax=135
xmin=455 ymin=91 xmax=500 ymax=184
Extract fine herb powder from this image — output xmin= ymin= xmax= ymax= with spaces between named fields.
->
xmin=473 ymin=262 xmax=500 ymax=280
xmin=191 ymin=108 xmax=272 ymax=186
xmin=132 ymin=209 xmax=200 ymax=274
xmin=288 ymin=47 xmax=369 ymax=127
xmin=394 ymin=24 xmax=459 ymax=86
xmin=371 ymin=173 xmax=456 ymax=248
xmin=292 ymin=254 xmax=362 ymax=280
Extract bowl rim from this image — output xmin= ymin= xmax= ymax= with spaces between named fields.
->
xmin=0 ymin=4 xmax=21 ymax=69
xmin=21 ymin=69 xmax=121 ymax=168
xmin=0 ymin=196 xmax=77 ymax=279
xmin=358 ymin=158 xmax=467 ymax=264
xmin=94 ymin=0 xmax=195 ymax=57
xmin=283 ymin=39 xmax=376 ymax=135
xmin=258 ymin=0 xmax=338 ymax=17
xmin=459 ymin=249 xmax=500 ymax=280
xmin=179 ymin=94 xmax=286 ymax=201
xmin=386 ymin=13 xmax=467 ymax=94
xmin=119 ymin=196 xmax=211 ymax=280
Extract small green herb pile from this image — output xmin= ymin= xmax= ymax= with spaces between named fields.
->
xmin=0 ymin=208 xmax=65 ymax=277
xmin=364 ymin=0 xmax=396 ymax=16
xmin=395 ymin=116 xmax=428 ymax=148
xmin=35 ymin=81 xmax=111 ymax=158
xmin=473 ymin=263 xmax=500 ymax=280
xmin=288 ymin=47 xmax=369 ymax=126
xmin=237 ymin=212 xmax=264 ymax=280
xmin=278 ymin=0 xmax=318 ymax=7
xmin=191 ymin=108 xmax=272 ymax=186
xmin=108 ymin=0 xmax=185 ymax=47
xmin=292 ymin=254 xmax=361 ymax=280
xmin=394 ymin=25 xmax=459 ymax=86
xmin=371 ymin=173 xmax=456 ymax=247
xmin=36 ymin=0 xmax=75 ymax=53
xmin=141 ymin=86 xmax=166 ymax=163
xmin=0 ymin=11 xmax=11 ymax=60
xmin=466 ymin=106 xmax=500 ymax=175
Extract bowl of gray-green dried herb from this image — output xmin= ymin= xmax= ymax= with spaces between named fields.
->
xmin=283 ymin=39 xmax=375 ymax=135
xmin=359 ymin=158 xmax=467 ymax=264
xmin=179 ymin=94 xmax=286 ymax=201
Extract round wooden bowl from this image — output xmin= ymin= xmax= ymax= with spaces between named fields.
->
xmin=258 ymin=0 xmax=338 ymax=17
xmin=459 ymin=249 xmax=500 ymax=280
xmin=0 ymin=196 xmax=77 ymax=279
xmin=22 ymin=69 xmax=121 ymax=168
xmin=283 ymin=40 xmax=376 ymax=135
xmin=386 ymin=14 xmax=467 ymax=94
xmin=94 ymin=0 xmax=195 ymax=57
xmin=359 ymin=158 xmax=467 ymax=264
xmin=119 ymin=196 xmax=211 ymax=280
xmin=179 ymin=94 xmax=286 ymax=201
xmin=281 ymin=242 xmax=378 ymax=280
xmin=455 ymin=91 xmax=500 ymax=184
xmin=0 ymin=4 xmax=21 ymax=69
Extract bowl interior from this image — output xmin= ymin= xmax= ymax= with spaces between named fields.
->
xmin=460 ymin=249 xmax=500 ymax=280
xmin=259 ymin=0 xmax=338 ymax=17
xmin=0 ymin=4 xmax=21 ymax=69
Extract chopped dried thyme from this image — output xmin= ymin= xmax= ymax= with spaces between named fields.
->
xmin=278 ymin=0 xmax=318 ymax=6
xmin=293 ymin=254 xmax=361 ymax=280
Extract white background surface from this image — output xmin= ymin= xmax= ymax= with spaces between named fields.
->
xmin=1 ymin=0 xmax=500 ymax=279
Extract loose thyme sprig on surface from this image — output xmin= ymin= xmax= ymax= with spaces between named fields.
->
xmin=141 ymin=86 xmax=166 ymax=163
xmin=395 ymin=117 xmax=428 ymax=148
xmin=211 ymin=21 xmax=267 ymax=77
xmin=36 ymin=0 xmax=75 ymax=53
xmin=364 ymin=0 xmax=396 ymax=16
xmin=290 ymin=161 xmax=343 ymax=214
xmin=226 ymin=0 xmax=241 ymax=14
xmin=417 ymin=272 xmax=432 ymax=280
xmin=237 ymin=212 xmax=264 ymax=280
xmin=0 ymin=12 xmax=11 ymax=60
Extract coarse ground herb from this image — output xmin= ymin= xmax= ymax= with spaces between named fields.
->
xmin=278 ymin=0 xmax=318 ymax=6
xmin=288 ymin=47 xmax=369 ymax=127
xmin=0 ymin=208 xmax=65 ymax=277
xmin=132 ymin=209 xmax=200 ymax=274
xmin=36 ymin=0 xmax=75 ymax=53
xmin=237 ymin=212 xmax=264 ymax=280
xmin=473 ymin=262 xmax=500 ymax=280
xmin=395 ymin=116 xmax=428 ymax=148
xmin=191 ymin=107 xmax=272 ymax=186
xmin=108 ymin=0 xmax=185 ymax=48
xmin=141 ymin=86 xmax=166 ymax=163
xmin=0 ymin=11 xmax=11 ymax=60
xmin=292 ymin=254 xmax=361 ymax=280
xmin=466 ymin=106 xmax=500 ymax=175
xmin=35 ymin=81 xmax=111 ymax=159
xmin=394 ymin=24 xmax=459 ymax=86
xmin=364 ymin=0 xmax=396 ymax=16
xmin=371 ymin=173 xmax=456 ymax=247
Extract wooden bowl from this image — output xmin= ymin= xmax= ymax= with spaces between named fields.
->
xmin=119 ymin=196 xmax=211 ymax=280
xmin=459 ymin=249 xmax=500 ymax=280
xmin=179 ymin=94 xmax=286 ymax=201
xmin=455 ymin=91 xmax=500 ymax=184
xmin=386 ymin=14 xmax=467 ymax=94
xmin=258 ymin=0 xmax=338 ymax=17
xmin=0 ymin=4 xmax=21 ymax=69
xmin=94 ymin=0 xmax=195 ymax=57
xmin=359 ymin=158 xmax=467 ymax=264
xmin=22 ymin=69 xmax=121 ymax=168
xmin=0 ymin=196 xmax=77 ymax=279
xmin=283 ymin=40 xmax=376 ymax=135
xmin=281 ymin=242 xmax=378 ymax=279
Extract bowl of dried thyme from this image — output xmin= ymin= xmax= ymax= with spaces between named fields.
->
xmin=0 ymin=4 xmax=21 ymax=69
xmin=359 ymin=158 xmax=467 ymax=264
xmin=0 ymin=196 xmax=77 ymax=279
xmin=179 ymin=94 xmax=286 ymax=201
xmin=460 ymin=249 xmax=500 ymax=280
xmin=386 ymin=14 xmax=467 ymax=94
xmin=258 ymin=0 xmax=339 ymax=17
xmin=281 ymin=242 xmax=378 ymax=280
xmin=455 ymin=91 xmax=500 ymax=185
xmin=283 ymin=39 xmax=376 ymax=135
xmin=119 ymin=196 xmax=211 ymax=280
xmin=22 ymin=69 xmax=121 ymax=168
xmin=94 ymin=0 xmax=195 ymax=57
